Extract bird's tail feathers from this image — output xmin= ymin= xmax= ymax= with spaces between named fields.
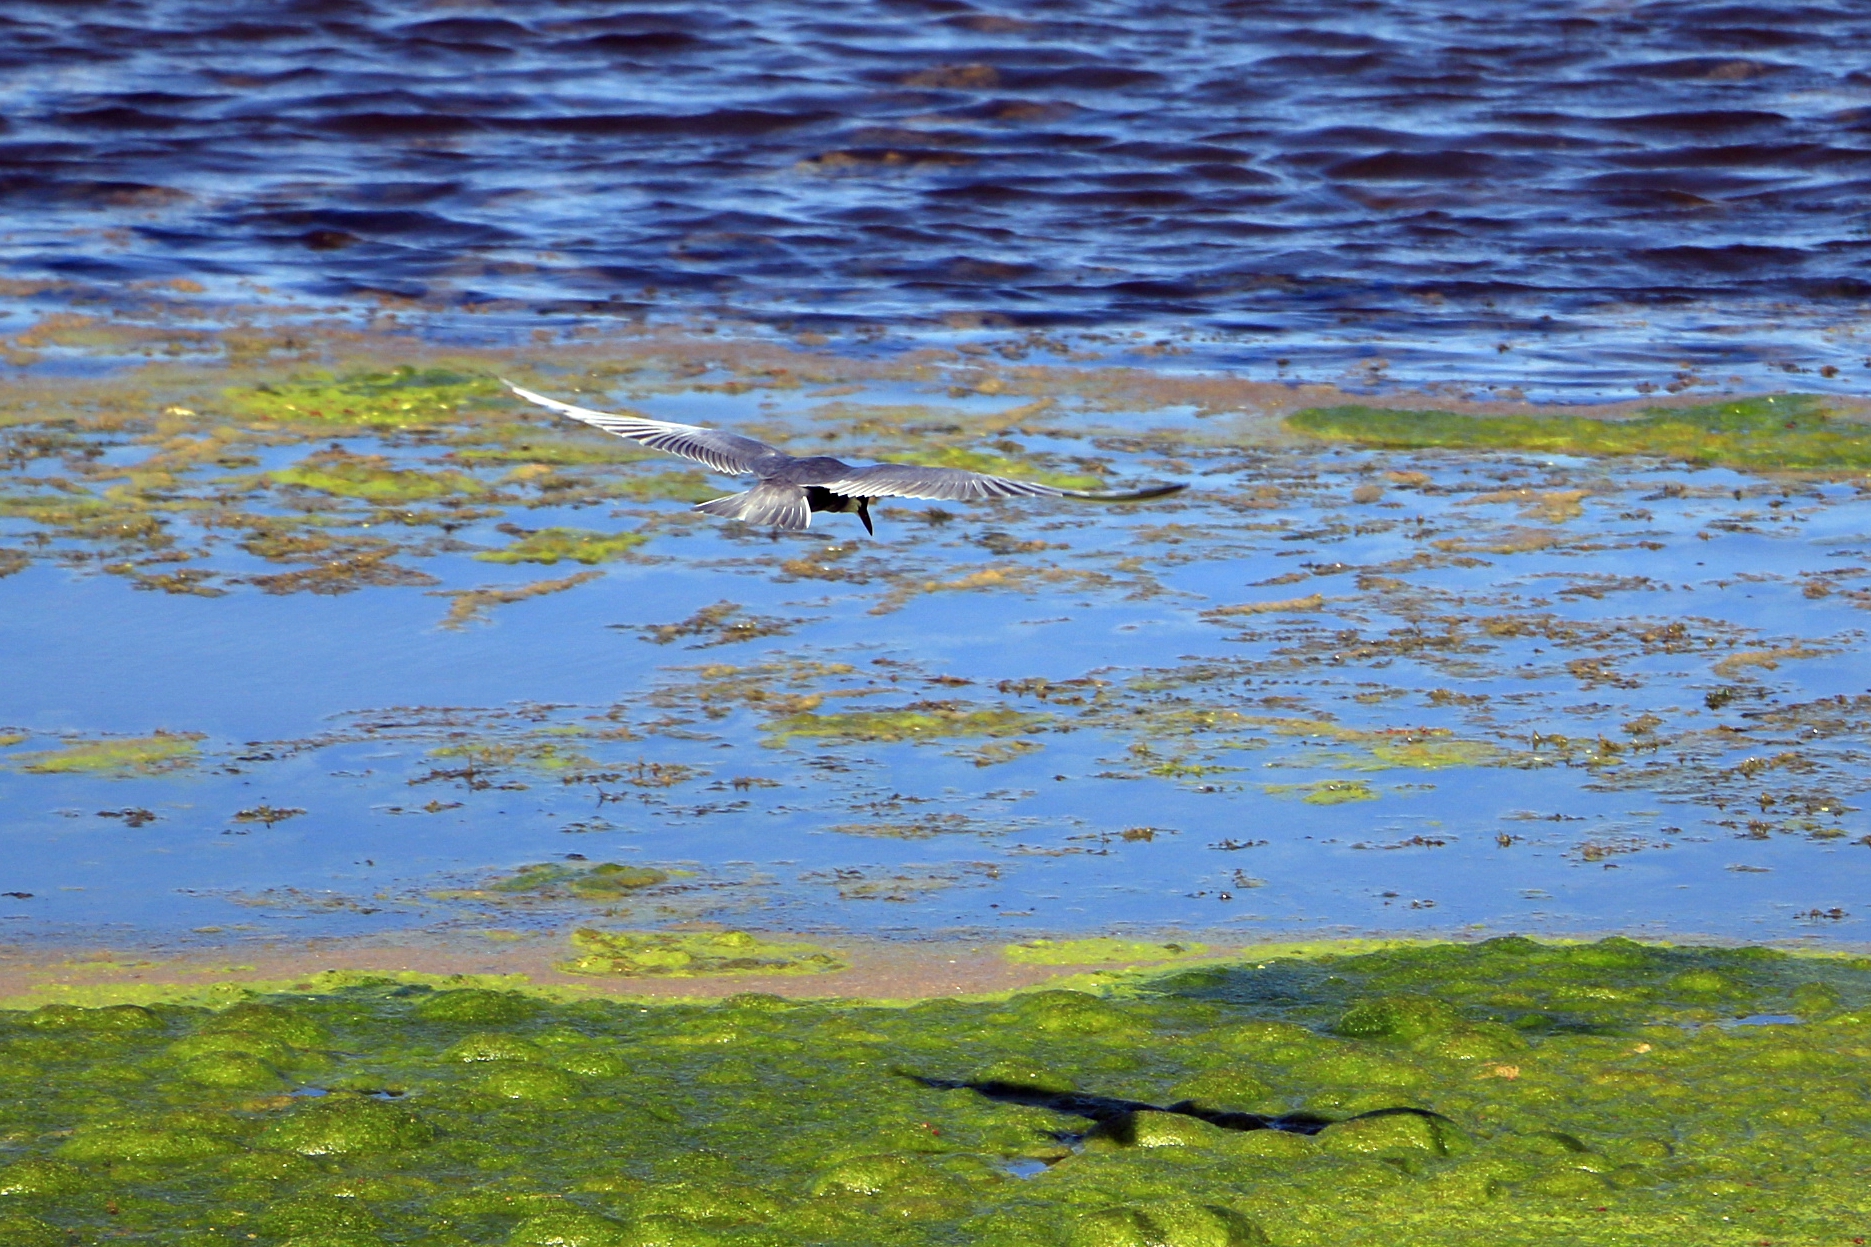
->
xmin=694 ymin=483 xmax=811 ymax=530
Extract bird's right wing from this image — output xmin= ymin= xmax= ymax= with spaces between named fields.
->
xmin=505 ymin=382 xmax=776 ymax=475
xmin=818 ymin=462 xmax=1187 ymax=504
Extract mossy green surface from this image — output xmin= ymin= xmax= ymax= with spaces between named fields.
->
xmin=1288 ymin=394 xmax=1871 ymax=470
xmin=4 ymin=940 xmax=1870 ymax=1245
xmin=226 ymin=367 xmax=501 ymax=428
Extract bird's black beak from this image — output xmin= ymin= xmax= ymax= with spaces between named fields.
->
xmin=857 ymin=498 xmax=874 ymax=535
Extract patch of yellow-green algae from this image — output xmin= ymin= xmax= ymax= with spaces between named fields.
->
xmin=1265 ymin=779 xmax=1380 ymax=805
xmin=476 ymin=527 xmax=647 ymax=565
xmin=9 ymin=731 xmax=202 ymax=776
xmin=2 ymin=939 xmax=1869 ymax=1246
xmin=269 ymin=448 xmax=487 ymax=503
xmin=1288 ymin=393 xmax=1871 ymax=471
xmin=426 ymin=737 xmax=595 ymax=774
xmin=225 ymin=366 xmax=502 ymax=429
xmin=558 ymin=929 xmax=844 ymax=977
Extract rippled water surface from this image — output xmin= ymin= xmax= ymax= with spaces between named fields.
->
xmin=5 ymin=0 xmax=1871 ymax=394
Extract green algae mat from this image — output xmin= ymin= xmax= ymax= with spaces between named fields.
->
xmin=1287 ymin=394 xmax=1871 ymax=471
xmin=5 ymin=940 xmax=1871 ymax=1247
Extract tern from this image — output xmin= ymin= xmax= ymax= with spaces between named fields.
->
xmin=506 ymin=382 xmax=1186 ymax=534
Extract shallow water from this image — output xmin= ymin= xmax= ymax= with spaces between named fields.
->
xmin=2 ymin=355 xmax=1867 ymax=951
xmin=6 ymin=1 xmax=1871 ymax=396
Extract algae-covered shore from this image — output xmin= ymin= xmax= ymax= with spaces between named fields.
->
xmin=2 ymin=937 xmax=1869 ymax=1247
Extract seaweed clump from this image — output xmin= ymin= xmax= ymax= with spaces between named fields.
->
xmin=484 ymin=861 xmax=671 ymax=900
xmin=764 ymin=702 xmax=1048 ymax=745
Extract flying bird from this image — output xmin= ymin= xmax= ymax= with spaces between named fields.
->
xmin=505 ymin=382 xmax=1186 ymax=534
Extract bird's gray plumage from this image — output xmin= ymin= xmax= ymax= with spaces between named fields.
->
xmin=505 ymin=382 xmax=1185 ymax=533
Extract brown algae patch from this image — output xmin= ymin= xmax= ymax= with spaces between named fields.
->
xmin=10 ymin=731 xmax=203 ymax=776
xmin=763 ymin=703 xmax=1049 ymax=746
xmin=246 ymin=550 xmax=440 ymax=596
xmin=3 ymin=939 xmax=1871 ymax=1246
xmin=558 ymin=928 xmax=844 ymax=977
xmin=432 ymin=570 xmax=605 ymax=629
xmin=634 ymin=601 xmax=815 ymax=648
xmin=1202 ymin=594 xmax=1328 ymax=618
xmin=1288 ymin=394 xmax=1871 ymax=471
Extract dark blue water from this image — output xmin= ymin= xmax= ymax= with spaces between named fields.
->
xmin=4 ymin=0 xmax=1871 ymax=394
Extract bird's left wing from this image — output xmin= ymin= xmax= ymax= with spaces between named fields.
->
xmin=817 ymin=462 xmax=1186 ymax=503
xmin=505 ymin=382 xmax=777 ymax=475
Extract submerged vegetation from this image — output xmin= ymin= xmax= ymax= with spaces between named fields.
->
xmin=1288 ymin=394 xmax=1871 ymax=470
xmin=2 ymin=939 xmax=1869 ymax=1246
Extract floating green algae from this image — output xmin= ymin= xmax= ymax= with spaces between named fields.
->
xmin=1265 ymin=779 xmax=1380 ymax=805
xmin=482 ymin=862 xmax=672 ymax=900
xmin=3 ymin=939 xmax=1871 ymax=1246
xmin=557 ymin=929 xmax=846 ymax=978
xmin=226 ymin=366 xmax=501 ymax=428
xmin=475 ymin=527 xmax=648 ymax=566
xmin=269 ymin=448 xmax=487 ymax=504
xmin=11 ymin=731 xmax=202 ymax=776
xmin=425 ymin=737 xmax=595 ymax=775
xmin=1005 ymin=938 xmax=1211 ymax=966
xmin=1287 ymin=394 xmax=1871 ymax=471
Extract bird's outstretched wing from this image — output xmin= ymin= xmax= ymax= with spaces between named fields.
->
xmin=505 ymin=382 xmax=777 ymax=475
xmin=817 ymin=462 xmax=1187 ymax=504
